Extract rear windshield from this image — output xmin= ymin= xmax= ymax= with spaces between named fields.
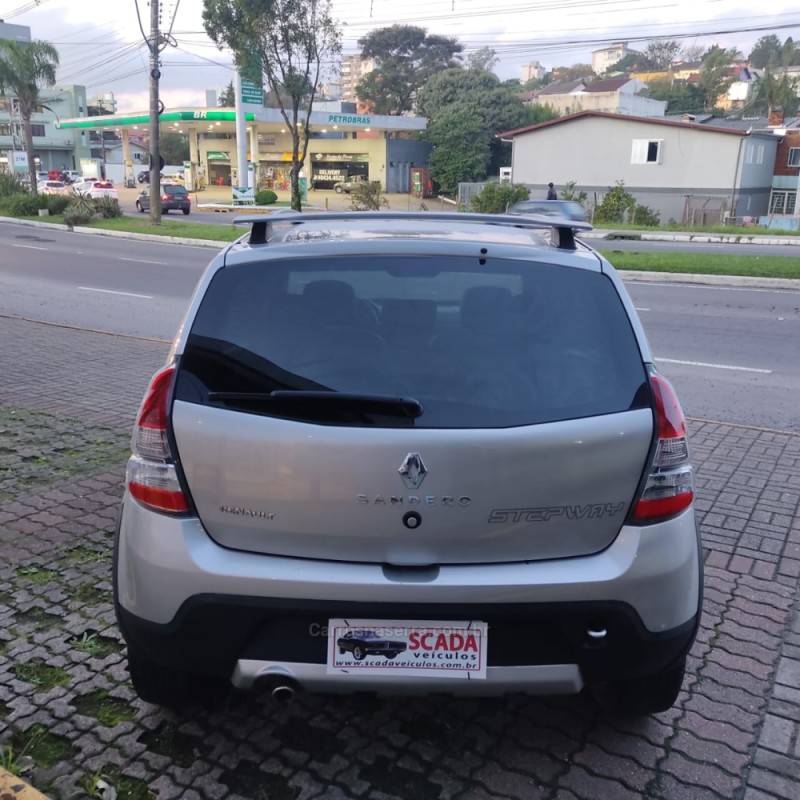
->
xmin=165 ymin=185 xmax=187 ymax=195
xmin=176 ymin=255 xmax=648 ymax=428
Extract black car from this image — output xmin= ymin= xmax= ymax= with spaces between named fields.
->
xmin=337 ymin=630 xmax=407 ymax=661
xmin=507 ymin=199 xmax=587 ymax=221
xmin=136 ymin=184 xmax=191 ymax=215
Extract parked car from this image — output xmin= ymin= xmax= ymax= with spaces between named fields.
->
xmin=333 ymin=175 xmax=366 ymax=193
xmin=135 ymin=184 xmax=191 ymax=214
xmin=337 ymin=630 xmax=407 ymax=661
xmin=85 ymin=180 xmax=118 ymax=200
xmin=37 ymin=180 xmax=72 ymax=195
xmin=114 ymin=210 xmax=701 ymax=713
xmin=161 ymin=172 xmax=185 ymax=185
xmin=36 ymin=171 xmax=49 ymax=183
xmin=61 ymin=170 xmax=82 ymax=184
xmin=508 ymin=199 xmax=587 ymax=221
xmin=72 ymin=177 xmax=102 ymax=195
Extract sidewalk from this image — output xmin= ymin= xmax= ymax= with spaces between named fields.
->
xmin=0 ymin=314 xmax=799 ymax=799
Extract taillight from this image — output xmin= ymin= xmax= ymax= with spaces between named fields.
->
xmin=630 ymin=371 xmax=694 ymax=523
xmin=162 ymin=194 xmax=170 ymax=202
xmin=126 ymin=366 xmax=190 ymax=514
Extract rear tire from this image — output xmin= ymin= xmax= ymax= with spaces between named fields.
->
xmin=182 ymin=208 xmax=190 ymax=215
xmin=126 ymin=647 xmax=228 ymax=709
xmin=136 ymin=201 xmax=144 ymax=213
xmin=335 ymin=186 xmax=343 ymax=194
xmin=591 ymin=657 xmax=686 ymax=716
xmin=353 ymin=646 xmax=365 ymax=661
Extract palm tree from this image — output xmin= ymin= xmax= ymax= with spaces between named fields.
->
xmin=0 ymin=40 xmax=59 ymax=195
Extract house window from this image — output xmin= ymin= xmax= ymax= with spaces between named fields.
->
xmin=756 ymin=144 xmax=764 ymax=165
xmin=0 ymin=123 xmax=10 ymax=136
xmin=770 ymin=190 xmax=797 ymax=215
xmin=631 ymin=139 xmax=662 ymax=164
xmin=788 ymin=148 xmax=800 ymax=167
xmin=30 ymin=124 xmax=46 ymax=137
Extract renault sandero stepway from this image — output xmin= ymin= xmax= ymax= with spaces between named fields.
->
xmin=114 ymin=210 xmax=702 ymax=714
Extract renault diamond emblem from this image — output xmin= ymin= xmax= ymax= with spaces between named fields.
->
xmin=399 ymin=453 xmax=427 ymax=490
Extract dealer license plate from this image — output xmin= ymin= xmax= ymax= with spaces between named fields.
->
xmin=327 ymin=619 xmax=488 ymax=679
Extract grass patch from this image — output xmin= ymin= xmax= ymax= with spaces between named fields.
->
xmin=137 ymin=721 xmax=199 ymax=768
xmin=15 ymin=607 xmax=63 ymax=629
xmin=15 ymin=565 xmax=59 ymax=584
xmin=69 ymin=582 xmax=110 ymax=605
xmin=70 ymin=631 xmax=120 ymax=658
xmin=0 ymin=403 xmax=129 ymax=498
xmin=63 ymin=545 xmax=109 ymax=565
xmin=82 ymin=767 xmax=152 ymax=800
xmin=73 ymin=689 xmax=135 ymax=727
xmin=599 ymin=250 xmax=800 ymax=280
xmin=91 ymin=216 xmax=240 ymax=242
xmin=595 ymin=221 xmax=800 ymax=237
xmin=12 ymin=658 xmax=70 ymax=690
xmin=0 ymin=700 xmax=9 ymax=720
xmin=6 ymin=724 xmax=75 ymax=771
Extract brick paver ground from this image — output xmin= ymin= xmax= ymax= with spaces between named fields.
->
xmin=1 ymin=314 xmax=799 ymax=800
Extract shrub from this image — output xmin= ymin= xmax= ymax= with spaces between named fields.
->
xmin=632 ymin=203 xmax=660 ymax=226
xmin=593 ymin=181 xmax=636 ymax=224
xmin=0 ymin=172 xmax=27 ymax=199
xmin=68 ymin=193 xmax=96 ymax=216
xmin=46 ymin=195 xmax=71 ymax=215
xmin=471 ymin=182 xmax=530 ymax=214
xmin=94 ymin=196 xmax=123 ymax=218
xmin=63 ymin=206 xmax=95 ymax=227
xmin=349 ymin=181 xmax=388 ymax=211
xmin=255 ymin=189 xmax=277 ymax=205
xmin=560 ymin=180 xmax=588 ymax=209
xmin=4 ymin=193 xmax=48 ymax=217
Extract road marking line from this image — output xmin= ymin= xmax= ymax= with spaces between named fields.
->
xmin=12 ymin=244 xmax=48 ymax=250
xmin=634 ymin=307 xmax=650 ymax=311
xmin=118 ymin=257 xmax=167 ymax=265
xmin=655 ymin=357 xmax=772 ymax=374
xmin=79 ymin=286 xmax=153 ymax=299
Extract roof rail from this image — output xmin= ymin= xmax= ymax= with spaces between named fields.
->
xmin=231 ymin=210 xmax=592 ymax=250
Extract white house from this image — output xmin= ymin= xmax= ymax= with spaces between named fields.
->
xmin=499 ymin=111 xmax=779 ymax=222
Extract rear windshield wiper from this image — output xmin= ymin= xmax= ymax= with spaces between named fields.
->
xmin=207 ymin=390 xmax=424 ymax=419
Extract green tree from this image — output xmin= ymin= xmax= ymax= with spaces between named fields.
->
xmin=356 ymin=25 xmax=462 ymax=115
xmin=417 ymin=67 xmax=526 ymax=186
xmin=0 ymin=39 xmax=59 ymax=194
xmin=427 ymin=110 xmax=490 ymax=194
xmin=160 ymin=133 xmax=190 ymax=165
xmin=218 ymin=81 xmax=235 ymax=106
xmin=606 ymin=52 xmax=649 ymax=74
xmin=466 ymin=46 xmax=498 ymax=73
xmin=645 ymin=81 xmax=704 ymax=114
xmin=203 ymin=0 xmax=342 ymax=211
xmin=644 ymin=40 xmax=681 ymax=70
xmin=753 ymin=71 xmax=800 ymax=116
xmin=551 ymin=64 xmax=595 ymax=82
xmin=699 ymin=46 xmax=740 ymax=110
xmin=781 ymin=37 xmax=800 ymax=67
xmin=749 ymin=35 xmax=782 ymax=68
xmin=520 ymin=102 xmax=559 ymax=126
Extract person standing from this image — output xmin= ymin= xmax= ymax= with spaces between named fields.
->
xmin=546 ymin=182 xmax=557 ymax=200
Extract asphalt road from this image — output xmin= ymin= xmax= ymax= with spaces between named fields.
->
xmin=1 ymin=219 xmax=799 ymax=430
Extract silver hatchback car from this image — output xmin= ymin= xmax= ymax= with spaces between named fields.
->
xmin=114 ymin=211 xmax=702 ymax=714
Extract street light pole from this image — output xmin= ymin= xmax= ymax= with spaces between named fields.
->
xmin=148 ymin=0 xmax=162 ymax=225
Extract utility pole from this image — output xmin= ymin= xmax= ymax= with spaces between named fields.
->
xmin=148 ymin=0 xmax=162 ymax=225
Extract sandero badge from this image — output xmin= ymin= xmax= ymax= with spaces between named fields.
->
xmin=399 ymin=452 xmax=427 ymax=489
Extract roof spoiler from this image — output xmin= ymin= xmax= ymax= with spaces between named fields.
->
xmin=231 ymin=210 xmax=592 ymax=250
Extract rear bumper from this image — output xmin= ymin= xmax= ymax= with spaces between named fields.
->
xmin=117 ymin=593 xmax=699 ymax=692
xmin=115 ymin=494 xmax=702 ymax=692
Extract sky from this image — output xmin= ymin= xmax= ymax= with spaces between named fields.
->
xmin=3 ymin=0 xmax=800 ymax=112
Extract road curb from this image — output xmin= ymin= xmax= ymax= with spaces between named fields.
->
xmin=0 ymin=768 xmax=50 ymax=799
xmin=618 ymin=270 xmax=800 ymax=290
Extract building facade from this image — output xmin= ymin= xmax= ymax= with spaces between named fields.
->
xmin=339 ymin=55 xmax=376 ymax=104
xmin=591 ymin=43 xmax=633 ymax=76
xmin=56 ymin=105 xmax=430 ymax=193
xmin=501 ymin=111 xmax=778 ymax=222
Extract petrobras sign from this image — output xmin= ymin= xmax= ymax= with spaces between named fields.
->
xmin=327 ymin=114 xmax=372 ymax=126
